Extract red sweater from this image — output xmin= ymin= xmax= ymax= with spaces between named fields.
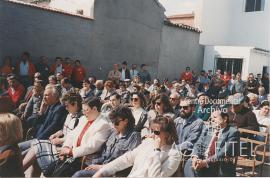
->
xmin=180 ymin=72 xmax=193 ymax=82
xmin=63 ymin=64 xmax=74 ymax=78
xmin=72 ymin=66 xmax=86 ymax=82
xmin=7 ymin=84 xmax=25 ymax=107
xmin=221 ymin=75 xmax=231 ymax=86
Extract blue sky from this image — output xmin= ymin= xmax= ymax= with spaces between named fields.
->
xmin=159 ymin=0 xmax=197 ymax=15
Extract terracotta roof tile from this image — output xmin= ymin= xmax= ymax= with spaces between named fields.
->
xmin=164 ymin=20 xmax=201 ymax=33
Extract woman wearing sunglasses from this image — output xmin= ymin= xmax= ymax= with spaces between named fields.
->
xmin=72 ymin=106 xmax=141 ymax=177
xmin=130 ymin=92 xmax=148 ymax=133
xmin=148 ymin=94 xmax=175 ymax=121
xmin=92 ymin=115 xmax=181 ymax=177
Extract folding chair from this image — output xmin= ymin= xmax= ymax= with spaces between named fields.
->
xmin=236 ymin=128 xmax=269 ymax=176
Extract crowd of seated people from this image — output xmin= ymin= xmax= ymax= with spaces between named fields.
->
xmin=0 ymin=51 xmax=270 ymax=177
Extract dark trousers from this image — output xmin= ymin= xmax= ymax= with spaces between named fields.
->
xmin=184 ymin=158 xmax=219 ymax=177
xmin=44 ymin=158 xmax=81 ymax=177
xmin=72 ymin=169 xmax=97 ymax=177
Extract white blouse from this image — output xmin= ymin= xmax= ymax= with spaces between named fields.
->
xmin=253 ymin=110 xmax=270 ymax=132
xmin=132 ymin=107 xmax=145 ymax=125
xmin=99 ymin=138 xmax=181 ymax=177
xmin=62 ymin=113 xmax=81 ymax=137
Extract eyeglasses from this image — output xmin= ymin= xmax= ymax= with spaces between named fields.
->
xmin=179 ymin=106 xmax=189 ymax=110
xmin=132 ymin=98 xmax=139 ymax=102
xmin=151 ymin=130 xmax=161 ymax=135
xmin=155 ymin=102 xmax=161 ymax=106
xmin=170 ymin=98 xmax=177 ymax=101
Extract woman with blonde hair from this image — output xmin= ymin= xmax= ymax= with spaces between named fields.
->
xmin=0 ymin=113 xmax=24 ymax=177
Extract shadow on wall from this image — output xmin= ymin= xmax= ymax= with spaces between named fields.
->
xmin=1 ymin=0 xmax=204 ymax=80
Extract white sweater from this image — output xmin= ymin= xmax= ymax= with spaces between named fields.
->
xmin=99 ymin=138 xmax=181 ymax=177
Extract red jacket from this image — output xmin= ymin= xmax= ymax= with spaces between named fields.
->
xmin=180 ymin=72 xmax=193 ymax=82
xmin=221 ymin=74 xmax=231 ymax=86
xmin=7 ymin=84 xmax=25 ymax=107
xmin=63 ymin=64 xmax=74 ymax=78
xmin=16 ymin=60 xmax=36 ymax=78
xmin=72 ymin=66 xmax=86 ymax=82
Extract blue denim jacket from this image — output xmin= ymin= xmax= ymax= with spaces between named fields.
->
xmin=86 ymin=129 xmax=141 ymax=165
xmin=174 ymin=114 xmax=204 ymax=152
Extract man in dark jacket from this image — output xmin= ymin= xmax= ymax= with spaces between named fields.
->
xmin=228 ymin=93 xmax=259 ymax=131
xmin=138 ymin=64 xmax=151 ymax=83
xmin=19 ymin=85 xmax=67 ymax=153
xmin=33 ymin=85 xmax=67 ymax=139
xmin=246 ymin=73 xmax=259 ymax=94
xmin=119 ymin=61 xmax=131 ymax=81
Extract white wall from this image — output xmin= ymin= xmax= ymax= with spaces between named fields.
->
xmin=49 ymin=0 xmax=94 ymax=17
xmin=249 ymin=49 xmax=270 ymax=76
xmin=203 ymin=46 xmax=253 ymax=79
xmin=198 ymin=0 xmax=270 ymax=50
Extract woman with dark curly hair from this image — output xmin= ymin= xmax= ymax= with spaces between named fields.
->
xmin=22 ymin=92 xmax=83 ymax=176
xmin=148 ymin=94 xmax=175 ymax=121
xmin=130 ymin=92 xmax=148 ymax=133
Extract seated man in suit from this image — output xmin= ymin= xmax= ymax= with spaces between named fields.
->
xmin=184 ymin=110 xmax=239 ymax=177
xmin=19 ymin=85 xmax=68 ymax=154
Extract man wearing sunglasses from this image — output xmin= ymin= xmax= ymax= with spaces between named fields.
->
xmin=174 ymin=98 xmax=204 ymax=155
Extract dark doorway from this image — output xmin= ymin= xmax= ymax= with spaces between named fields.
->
xmin=263 ymin=66 xmax=269 ymax=75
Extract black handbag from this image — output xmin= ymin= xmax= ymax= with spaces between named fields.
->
xmin=44 ymin=157 xmax=81 ymax=177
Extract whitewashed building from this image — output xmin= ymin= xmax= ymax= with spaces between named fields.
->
xmin=49 ymin=0 xmax=94 ymax=17
xmin=196 ymin=0 xmax=270 ymax=79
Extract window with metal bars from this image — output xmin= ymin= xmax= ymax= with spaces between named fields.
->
xmin=245 ymin=0 xmax=265 ymax=12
